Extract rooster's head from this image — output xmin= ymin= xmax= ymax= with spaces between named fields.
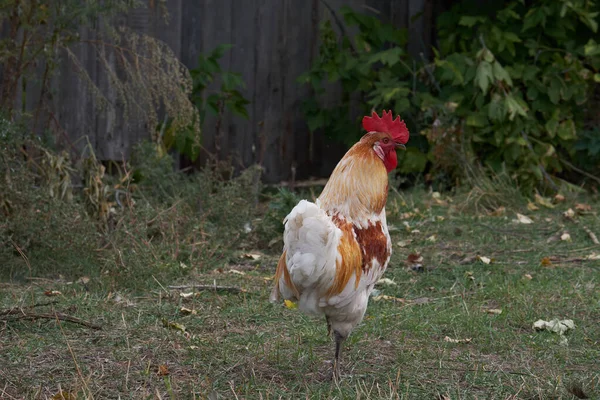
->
xmin=361 ymin=110 xmax=410 ymax=172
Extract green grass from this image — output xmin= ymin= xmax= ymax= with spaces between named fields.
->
xmin=1 ymin=189 xmax=599 ymax=399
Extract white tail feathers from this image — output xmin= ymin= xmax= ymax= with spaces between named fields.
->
xmin=276 ymin=200 xmax=341 ymax=313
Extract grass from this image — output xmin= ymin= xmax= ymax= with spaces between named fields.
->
xmin=1 ymin=186 xmax=599 ymax=399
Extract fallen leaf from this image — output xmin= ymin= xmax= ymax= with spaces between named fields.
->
xmin=575 ymin=203 xmax=592 ymax=213
xmin=533 ymin=319 xmax=575 ymax=335
xmin=554 ymin=194 xmax=566 ymax=203
xmin=180 ymin=307 xmax=197 ymax=315
xmin=459 ymin=255 xmax=477 ymax=265
xmin=284 ymin=300 xmax=297 ymax=309
xmin=426 ymin=235 xmax=436 ymax=242
xmin=485 ymin=308 xmax=502 ymax=315
xmin=436 ymin=216 xmax=445 ymax=221
xmin=585 ymin=253 xmax=600 ymax=260
xmin=527 ymin=202 xmax=539 ymax=211
xmin=564 ymin=208 xmax=575 ymax=219
xmin=180 ymin=292 xmax=195 ymax=298
xmin=51 ymin=391 xmax=76 ymax=400
xmin=373 ymin=294 xmax=405 ymax=303
xmin=561 ymin=232 xmax=572 ymax=242
xmin=399 ymin=212 xmax=415 ymax=219
xmin=164 ymin=320 xmax=186 ymax=333
xmin=477 ymin=256 xmax=492 ymax=265
xmin=44 ymin=290 xmax=62 ymax=296
xmin=179 ymin=261 xmax=189 ymax=269
xmin=410 ymin=229 xmax=421 ymax=234
xmin=534 ymin=193 xmax=554 ymax=208
xmin=267 ymin=237 xmax=281 ymax=247
xmin=540 ymin=257 xmax=553 ymax=266
xmin=523 ymin=274 xmax=533 ymax=280
xmin=432 ymin=191 xmax=441 ymax=199
xmin=228 ymin=269 xmax=246 ymax=275
xmin=157 ymin=364 xmax=170 ymax=376
xmin=396 ymin=239 xmax=412 ymax=247
xmin=514 ymin=213 xmax=533 ymax=224
xmin=241 ymin=253 xmax=261 ymax=260
xmin=189 ymin=345 xmax=199 ymax=350
xmin=77 ymin=276 xmax=90 ymax=285
xmin=444 ymin=336 xmax=472 ymax=344
xmin=376 ymin=278 xmax=397 ymax=286
xmin=489 ymin=206 xmax=506 ymax=216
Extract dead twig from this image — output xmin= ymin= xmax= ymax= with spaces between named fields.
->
xmin=0 ymin=309 xmax=102 ymax=330
xmin=561 ymin=158 xmax=600 ymax=186
xmin=582 ymin=224 xmax=600 ymax=245
xmin=168 ymin=284 xmax=245 ymax=293
xmin=0 ymin=301 xmax=58 ymax=316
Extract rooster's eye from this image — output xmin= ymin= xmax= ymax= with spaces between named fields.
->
xmin=382 ymin=138 xmax=389 ymax=144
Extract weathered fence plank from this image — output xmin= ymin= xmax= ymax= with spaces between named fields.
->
xmin=5 ymin=0 xmax=448 ymax=183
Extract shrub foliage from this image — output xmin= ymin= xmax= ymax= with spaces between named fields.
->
xmin=302 ymin=1 xmax=600 ymax=191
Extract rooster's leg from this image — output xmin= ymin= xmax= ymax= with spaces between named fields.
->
xmin=332 ymin=331 xmax=345 ymax=381
xmin=326 ymin=316 xmax=332 ymax=336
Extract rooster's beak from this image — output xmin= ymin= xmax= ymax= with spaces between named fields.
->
xmin=395 ymin=143 xmax=406 ymax=150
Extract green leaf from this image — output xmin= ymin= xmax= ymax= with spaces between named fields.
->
xmin=306 ymin=111 xmax=325 ymax=132
xmin=466 ymin=113 xmax=488 ymax=127
xmin=492 ymin=61 xmax=513 ymax=86
xmin=398 ymin=147 xmax=428 ymax=174
xmin=557 ymin=119 xmax=576 ymax=140
xmin=503 ymin=32 xmax=522 ymax=44
xmin=584 ymin=39 xmax=600 ymax=56
xmin=458 ymin=16 xmax=486 ymax=27
xmin=545 ymin=109 xmax=560 ymax=138
xmin=548 ymin=78 xmax=562 ymax=104
xmin=210 ymin=44 xmax=233 ymax=60
xmin=505 ymin=94 xmax=528 ymax=120
xmin=594 ymin=73 xmax=600 ymax=83
xmin=436 ymin=59 xmax=465 ymax=85
xmin=475 ymin=61 xmax=493 ymax=93
xmin=527 ymin=86 xmax=539 ymax=100
xmin=579 ymin=12 xmax=598 ymax=33
xmin=523 ymin=7 xmax=546 ymax=32
xmin=522 ymin=66 xmax=540 ymax=82
xmin=488 ymin=94 xmax=506 ymax=121
xmin=369 ymin=47 xmax=403 ymax=66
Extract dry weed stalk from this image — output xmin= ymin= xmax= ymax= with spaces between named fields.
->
xmin=68 ymin=27 xmax=199 ymax=143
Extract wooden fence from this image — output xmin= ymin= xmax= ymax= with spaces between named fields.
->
xmin=7 ymin=0 xmax=450 ymax=183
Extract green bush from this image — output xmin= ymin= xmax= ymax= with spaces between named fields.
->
xmin=299 ymin=7 xmax=430 ymax=176
xmin=301 ymin=1 xmax=600 ymax=192
xmin=431 ymin=0 xmax=600 ymax=190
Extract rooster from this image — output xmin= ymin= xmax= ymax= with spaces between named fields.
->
xmin=270 ymin=110 xmax=409 ymax=378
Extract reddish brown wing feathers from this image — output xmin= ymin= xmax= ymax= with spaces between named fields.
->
xmin=355 ymin=222 xmax=389 ymax=273
xmin=326 ymin=215 xmax=390 ymax=297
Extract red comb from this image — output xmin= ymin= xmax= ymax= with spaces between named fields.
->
xmin=362 ymin=110 xmax=409 ymax=144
